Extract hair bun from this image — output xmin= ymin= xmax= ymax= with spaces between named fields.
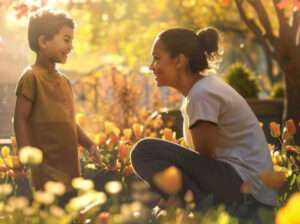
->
xmin=196 ymin=27 xmax=219 ymax=56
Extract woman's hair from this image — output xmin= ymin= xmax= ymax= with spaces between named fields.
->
xmin=28 ymin=8 xmax=75 ymax=53
xmin=157 ymin=27 xmax=221 ymax=73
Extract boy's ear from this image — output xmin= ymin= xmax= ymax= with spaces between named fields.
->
xmin=176 ymin=54 xmax=188 ymax=69
xmin=38 ymin=35 xmax=48 ymax=49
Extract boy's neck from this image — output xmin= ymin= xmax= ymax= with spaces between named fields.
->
xmin=35 ymin=55 xmax=57 ymax=74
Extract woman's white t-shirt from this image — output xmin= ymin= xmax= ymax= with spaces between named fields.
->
xmin=181 ymin=75 xmax=277 ymax=206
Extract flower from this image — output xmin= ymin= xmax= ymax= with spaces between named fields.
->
xmin=153 ymin=166 xmax=182 ymax=195
xmin=276 ymin=192 xmax=300 ymax=224
xmin=270 ymin=122 xmax=281 ymax=138
xmin=34 ymin=191 xmax=55 ymax=205
xmin=105 ymin=181 xmax=122 ymax=194
xmin=19 ymin=146 xmax=43 ymax=165
xmin=123 ymin=128 xmax=133 ymax=140
xmin=95 ymin=132 xmax=106 ymax=145
xmin=132 ymin=123 xmax=144 ymax=138
xmin=72 ymin=177 xmax=94 ymax=192
xmin=44 ymin=181 xmax=66 ymax=196
xmin=98 ymin=212 xmax=110 ymax=223
xmin=286 ymin=119 xmax=296 ymax=136
xmin=0 ymin=184 xmax=12 ymax=198
xmin=1 ymin=146 xmax=10 ymax=158
xmin=118 ymin=142 xmax=130 ymax=160
xmin=162 ymin=128 xmax=174 ymax=141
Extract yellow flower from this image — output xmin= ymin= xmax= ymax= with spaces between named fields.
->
xmin=34 ymin=191 xmax=55 ymax=205
xmin=270 ymin=122 xmax=281 ymax=138
xmin=276 ymin=193 xmax=300 ymax=224
xmin=7 ymin=196 xmax=29 ymax=210
xmin=72 ymin=177 xmax=94 ymax=192
xmin=153 ymin=166 xmax=182 ymax=195
xmin=19 ymin=146 xmax=43 ymax=165
xmin=123 ymin=128 xmax=133 ymax=140
xmin=0 ymin=184 xmax=13 ymax=198
xmin=45 ymin=181 xmax=66 ymax=196
xmin=132 ymin=123 xmax=144 ymax=138
xmin=104 ymin=121 xmax=115 ymax=135
xmin=1 ymin=146 xmax=10 ymax=158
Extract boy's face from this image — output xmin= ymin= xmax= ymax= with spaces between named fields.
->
xmin=41 ymin=25 xmax=74 ymax=64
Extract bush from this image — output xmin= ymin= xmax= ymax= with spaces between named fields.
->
xmin=224 ymin=63 xmax=260 ymax=98
xmin=270 ymin=81 xmax=285 ymax=99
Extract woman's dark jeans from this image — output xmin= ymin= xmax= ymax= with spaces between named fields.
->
xmin=130 ymin=138 xmax=275 ymax=222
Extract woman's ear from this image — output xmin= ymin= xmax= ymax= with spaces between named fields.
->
xmin=176 ymin=54 xmax=188 ymax=69
xmin=38 ymin=35 xmax=47 ymax=50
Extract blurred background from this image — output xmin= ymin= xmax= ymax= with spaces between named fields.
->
xmin=0 ymin=0 xmax=288 ymax=139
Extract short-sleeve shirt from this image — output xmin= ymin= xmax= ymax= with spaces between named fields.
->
xmin=180 ymin=75 xmax=277 ymax=206
xmin=16 ymin=65 xmax=80 ymax=191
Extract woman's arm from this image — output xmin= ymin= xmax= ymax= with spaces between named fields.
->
xmin=13 ymin=96 xmax=32 ymax=149
xmin=190 ymin=120 xmax=218 ymax=159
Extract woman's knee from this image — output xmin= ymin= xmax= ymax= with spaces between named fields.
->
xmin=130 ymin=138 xmax=157 ymax=163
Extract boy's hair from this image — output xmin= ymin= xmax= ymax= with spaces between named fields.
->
xmin=28 ymin=9 xmax=75 ymax=53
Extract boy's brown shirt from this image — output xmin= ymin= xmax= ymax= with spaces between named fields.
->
xmin=16 ymin=65 xmax=80 ymax=190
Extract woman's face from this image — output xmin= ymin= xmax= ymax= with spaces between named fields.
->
xmin=149 ymin=39 xmax=178 ymax=87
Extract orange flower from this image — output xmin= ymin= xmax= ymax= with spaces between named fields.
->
xmin=98 ymin=212 xmax=110 ymax=223
xmin=276 ymin=193 xmax=300 ymax=224
xmin=118 ymin=142 xmax=130 ymax=161
xmin=153 ymin=166 xmax=182 ymax=195
xmin=286 ymin=119 xmax=296 ymax=136
xmin=95 ymin=133 xmax=106 ymax=145
xmin=270 ymin=122 xmax=281 ymax=138
xmin=162 ymin=128 xmax=174 ymax=141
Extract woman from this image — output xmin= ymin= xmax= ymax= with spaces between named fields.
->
xmin=130 ymin=27 xmax=276 ymax=213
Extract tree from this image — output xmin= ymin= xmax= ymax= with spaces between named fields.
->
xmin=233 ymin=0 xmax=300 ymax=143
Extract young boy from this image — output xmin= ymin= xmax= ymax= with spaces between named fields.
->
xmin=13 ymin=9 xmax=100 ymax=192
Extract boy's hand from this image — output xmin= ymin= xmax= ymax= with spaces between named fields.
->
xmin=89 ymin=144 xmax=102 ymax=164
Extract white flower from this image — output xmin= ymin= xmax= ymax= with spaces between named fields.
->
xmin=19 ymin=146 xmax=43 ymax=165
xmin=105 ymin=181 xmax=122 ymax=194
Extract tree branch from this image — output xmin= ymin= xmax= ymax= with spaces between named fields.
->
xmin=246 ymin=0 xmax=275 ymax=43
xmin=234 ymin=0 xmax=276 ymax=58
xmin=272 ymin=0 xmax=289 ymax=35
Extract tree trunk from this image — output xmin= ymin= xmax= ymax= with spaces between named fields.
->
xmin=280 ymin=63 xmax=300 ymax=144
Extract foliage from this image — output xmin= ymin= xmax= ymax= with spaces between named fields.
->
xmin=224 ymin=62 xmax=260 ymax=98
xmin=270 ymin=81 xmax=285 ymax=99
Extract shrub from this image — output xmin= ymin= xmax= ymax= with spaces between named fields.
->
xmin=224 ymin=62 xmax=260 ymax=98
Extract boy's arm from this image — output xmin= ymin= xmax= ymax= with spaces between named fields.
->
xmin=77 ymin=125 xmax=101 ymax=163
xmin=13 ymin=96 xmax=33 ymax=149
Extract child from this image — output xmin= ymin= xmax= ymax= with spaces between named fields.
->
xmin=131 ymin=28 xmax=277 ymax=216
xmin=13 ymin=9 xmax=100 ymax=193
